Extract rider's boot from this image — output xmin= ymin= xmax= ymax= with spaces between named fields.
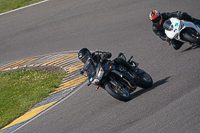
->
xmin=129 ymin=65 xmax=138 ymax=73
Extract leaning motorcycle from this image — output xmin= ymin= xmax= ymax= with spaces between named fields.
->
xmin=80 ymin=53 xmax=153 ymax=101
xmin=163 ymin=17 xmax=200 ymax=46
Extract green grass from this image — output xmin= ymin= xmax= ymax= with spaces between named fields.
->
xmin=0 ymin=70 xmax=66 ymax=129
xmin=0 ymin=0 xmax=64 ymax=129
xmin=0 ymin=0 xmax=43 ymax=14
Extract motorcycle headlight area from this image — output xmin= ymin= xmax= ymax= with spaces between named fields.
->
xmin=163 ymin=20 xmax=173 ymax=31
xmin=91 ymin=79 xmax=100 ymax=85
xmin=97 ymin=67 xmax=104 ymax=79
xmin=91 ymin=67 xmax=104 ymax=85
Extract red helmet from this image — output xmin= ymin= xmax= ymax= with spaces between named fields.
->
xmin=149 ymin=10 xmax=163 ymax=25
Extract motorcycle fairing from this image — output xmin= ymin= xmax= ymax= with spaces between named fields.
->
xmin=164 ymin=17 xmax=200 ymax=42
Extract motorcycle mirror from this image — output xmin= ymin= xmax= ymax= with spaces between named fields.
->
xmin=118 ymin=52 xmax=124 ymax=57
xmin=79 ymin=69 xmax=84 ymax=75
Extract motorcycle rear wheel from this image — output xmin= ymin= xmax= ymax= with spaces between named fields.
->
xmin=105 ymin=83 xmax=131 ymax=101
xmin=136 ymin=72 xmax=153 ymax=89
xmin=182 ymin=28 xmax=200 ymax=44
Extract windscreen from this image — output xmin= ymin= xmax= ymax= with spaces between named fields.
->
xmin=83 ymin=60 xmax=96 ymax=77
xmin=163 ymin=20 xmax=173 ymax=31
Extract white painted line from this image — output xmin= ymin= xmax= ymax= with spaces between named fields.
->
xmin=0 ymin=0 xmax=49 ymax=16
xmin=11 ymin=81 xmax=88 ymax=133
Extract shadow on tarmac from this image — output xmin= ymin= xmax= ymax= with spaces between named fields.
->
xmin=129 ymin=76 xmax=171 ymax=100
xmin=181 ymin=44 xmax=200 ymax=52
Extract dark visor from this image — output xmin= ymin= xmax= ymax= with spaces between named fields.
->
xmin=163 ymin=20 xmax=173 ymax=31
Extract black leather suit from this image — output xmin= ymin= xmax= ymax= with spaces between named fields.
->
xmin=91 ymin=51 xmax=135 ymax=72
xmin=90 ymin=51 xmax=112 ymax=65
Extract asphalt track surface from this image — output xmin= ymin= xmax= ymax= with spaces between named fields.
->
xmin=1 ymin=0 xmax=200 ymax=133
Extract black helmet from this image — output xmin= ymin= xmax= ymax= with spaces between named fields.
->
xmin=78 ymin=47 xmax=91 ymax=63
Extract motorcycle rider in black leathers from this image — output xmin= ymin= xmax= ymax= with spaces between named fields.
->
xmin=149 ymin=10 xmax=200 ymax=50
xmin=78 ymin=47 xmax=112 ymax=66
xmin=78 ymin=48 xmax=136 ymax=86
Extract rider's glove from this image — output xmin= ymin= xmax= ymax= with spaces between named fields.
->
xmin=100 ymin=54 xmax=105 ymax=62
xmin=100 ymin=52 xmax=112 ymax=62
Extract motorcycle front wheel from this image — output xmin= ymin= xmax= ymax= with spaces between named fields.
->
xmin=105 ymin=83 xmax=131 ymax=101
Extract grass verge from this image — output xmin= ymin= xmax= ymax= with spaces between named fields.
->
xmin=0 ymin=70 xmax=66 ymax=129
xmin=0 ymin=0 xmax=43 ymax=14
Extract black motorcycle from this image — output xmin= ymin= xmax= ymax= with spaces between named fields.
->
xmin=80 ymin=53 xmax=153 ymax=101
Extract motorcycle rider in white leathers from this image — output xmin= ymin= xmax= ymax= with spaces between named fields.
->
xmin=149 ymin=10 xmax=200 ymax=50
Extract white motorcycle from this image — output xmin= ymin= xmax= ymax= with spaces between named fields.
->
xmin=163 ymin=17 xmax=200 ymax=46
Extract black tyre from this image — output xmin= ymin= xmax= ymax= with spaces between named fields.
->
xmin=136 ymin=72 xmax=153 ymax=89
xmin=182 ymin=29 xmax=200 ymax=43
xmin=105 ymin=83 xmax=131 ymax=101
